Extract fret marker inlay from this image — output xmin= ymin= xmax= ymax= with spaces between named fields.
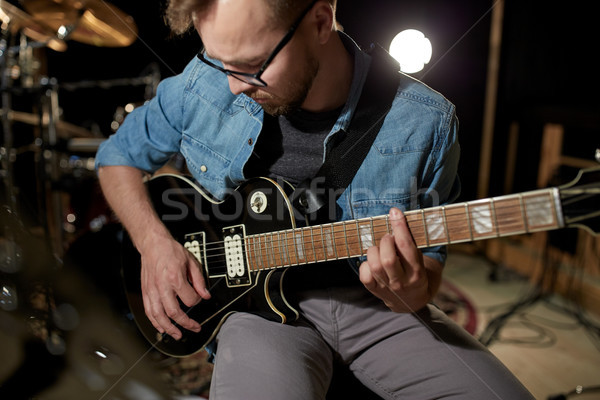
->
xmin=323 ymin=227 xmax=334 ymax=257
xmin=425 ymin=211 xmax=446 ymax=241
xmin=525 ymin=195 xmax=553 ymax=227
xmin=295 ymin=232 xmax=304 ymax=259
xmin=471 ymin=204 xmax=493 ymax=234
xmin=359 ymin=225 xmax=373 ymax=250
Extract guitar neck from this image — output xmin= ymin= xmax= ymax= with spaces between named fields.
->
xmin=245 ymin=187 xmax=564 ymax=271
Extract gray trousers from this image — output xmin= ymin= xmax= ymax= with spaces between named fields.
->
xmin=209 ymin=285 xmax=534 ymax=399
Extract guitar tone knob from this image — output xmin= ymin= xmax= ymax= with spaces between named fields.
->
xmin=250 ymin=191 xmax=267 ymax=214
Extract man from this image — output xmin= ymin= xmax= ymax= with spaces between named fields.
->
xmin=95 ymin=0 xmax=534 ymax=398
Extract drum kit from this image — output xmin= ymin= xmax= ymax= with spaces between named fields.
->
xmin=0 ymin=0 xmax=160 ymax=255
xmin=1 ymin=1 xmax=174 ymax=398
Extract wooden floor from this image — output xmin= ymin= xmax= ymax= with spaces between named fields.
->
xmin=444 ymin=249 xmax=600 ymax=400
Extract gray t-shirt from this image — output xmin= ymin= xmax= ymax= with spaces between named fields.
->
xmin=244 ymin=107 xmax=342 ymax=185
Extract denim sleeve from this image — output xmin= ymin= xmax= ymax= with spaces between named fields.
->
xmin=94 ymin=60 xmax=197 ymax=172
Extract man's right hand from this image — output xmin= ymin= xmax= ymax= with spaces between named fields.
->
xmin=139 ymin=233 xmax=211 ymax=340
xmin=97 ymin=165 xmax=211 ymax=341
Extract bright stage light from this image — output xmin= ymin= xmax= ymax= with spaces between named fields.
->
xmin=389 ymin=29 xmax=432 ymax=74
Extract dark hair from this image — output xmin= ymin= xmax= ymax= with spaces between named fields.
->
xmin=165 ymin=0 xmax=337 ymax=35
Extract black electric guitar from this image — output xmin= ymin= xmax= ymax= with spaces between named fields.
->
xmin=122 ymin=167 xmax=600 ymax=357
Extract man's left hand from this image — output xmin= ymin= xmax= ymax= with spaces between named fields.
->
xmin=359 ymin=207 xmax=442 ymax=313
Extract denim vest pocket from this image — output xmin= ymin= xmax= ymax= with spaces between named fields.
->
xmin=351 ymin=196 xmax=412 ymax=220
xmin=181 ymin=135 xmax=232 ymax=198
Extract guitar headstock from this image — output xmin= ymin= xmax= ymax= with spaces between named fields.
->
xmin=559 ymin=167 xmax=600 ymax=235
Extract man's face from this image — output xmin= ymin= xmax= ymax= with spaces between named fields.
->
xmin=194 ymin=0 xmax=319 ymax=115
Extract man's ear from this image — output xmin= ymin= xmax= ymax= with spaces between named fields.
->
xmin=312 ymin=1 xmax=335 ymax=44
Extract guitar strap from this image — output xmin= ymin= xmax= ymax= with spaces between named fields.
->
xmin=293 ymin=43 xmax=402 ymax=221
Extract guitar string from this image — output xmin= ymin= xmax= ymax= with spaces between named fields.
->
xmin=191 ymin=194 xmax=563 ymax=260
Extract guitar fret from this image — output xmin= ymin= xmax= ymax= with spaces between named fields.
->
xmin=289 ymin=230 xmax=296 ymax=264
xmin=309 ymin=227 xmax=317 ymax=262
xmin=254 ymin=236 xmax=263 ymax=269
xmin=519 ymin=194 xmax=528 ymax=232
xmin=252 ymin=237 xmax=260 ymax=271
xmin=279 ymin=232 xmax=289 ymax=266
xmin=302 ymin=228 xmax=309 ymax=263
xmin=523 ymin=190 xmax=560 ymax=231
xmin=355 ymin=220 xmax=363 ymax=255
xmin=259 ymin=234 xmax=267 ymax=268
xmin=357 ymin=218 xmax=375 ymax=253
xmin=264 ymin=234 xmax=270 ymax=267
xmin=330 ymin=223 xmax=340 ymax=260
xmin=314 ymin=226 xmax=325 ymax=262
xmin=320 ymin=226 xmax=328 ymax=261
xmin=442 ymin=206 xmax=450 ymax=242
xmin=326 ymin=223 xmax=338 ymax=259
xmin=465 ymin=203 xmax=474 ymax=241
xmin=332 ymin=224 xmax=339 ymax=259
xmin=253 ymin=236 xmax=260 ymax=270
xmin=262 ymin=233 xmax=269 ymax=267
xmin=495 ymin=195 xmax=526 ymax=236
xmin=294 ymin=230 xmax=305 ymax=263
xmin=285 ymin=231 xmax=292 ymax=265
xmin=264 ymin=234 xmax=271 ymax=268
xmin=276 ymin=232 xmax=283 ymax=266
xmin=444 ymin=203 xmax=471 ymax=244
xmin=288 ymin=231 xmax=294 ymax=264
xmin=322 ymin=225 xmax=332 ymax=260
xmin=490 ymin=198 xmax=499 ymax=237
xmin=273 ymin=233 xmax=280 ymax=266
xmin=423 ymin=208 xmax=447 ymax=245
xmin=370 ymin=217 xmax=375 ymax=247
xmin=343 ymin=222 xmax=350 ymax=257
xmin=468 ymin=199 xmax=497 ymax=240
xmin=258 ymin=234 xmax=265 ymax=268
xmin=269 ymin=232 xmax=277 ymax=267
xmin=420 ymin=209 xmax=430 ymax=246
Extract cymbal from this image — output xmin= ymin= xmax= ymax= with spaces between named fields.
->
xmin=8 ymin=110 xmax=95 ymax=138
xmin=0 ymin=0 xmax=67 ymax=51
xmin=22 ymin=0 xmax=138 ymax=47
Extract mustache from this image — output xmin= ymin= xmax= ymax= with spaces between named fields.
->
xmin=245 ymin=90 xmax=275 ymax=101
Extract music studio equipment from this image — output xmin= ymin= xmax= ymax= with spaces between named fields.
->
xmin=0 ymin=1 xmax=173 ymax=398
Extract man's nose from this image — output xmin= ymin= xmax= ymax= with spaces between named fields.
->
xmin=227 ymin=76 xmax=255 ymax=95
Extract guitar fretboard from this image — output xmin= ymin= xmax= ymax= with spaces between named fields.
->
xmin=244 ymin=187 xmax=564 ymax=271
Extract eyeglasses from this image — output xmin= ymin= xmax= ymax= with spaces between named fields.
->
xmin=197 ymin=0 xmax=318 ymax=87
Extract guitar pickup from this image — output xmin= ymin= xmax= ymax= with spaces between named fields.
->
xmin=184 ymin=232 xmax=207 ymax=267
xmin=223 ymin=225 xmax=251 ymax=287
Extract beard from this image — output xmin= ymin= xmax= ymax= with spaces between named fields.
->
xmin=245 ymin=55 xmax=319 ymax=116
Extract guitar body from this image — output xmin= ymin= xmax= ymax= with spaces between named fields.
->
xmin=121 ymin=174 xmax=299 ymax=357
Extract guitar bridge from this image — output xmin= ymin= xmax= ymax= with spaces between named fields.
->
xmin=223 ymin=225 xmax=251 ymax=287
